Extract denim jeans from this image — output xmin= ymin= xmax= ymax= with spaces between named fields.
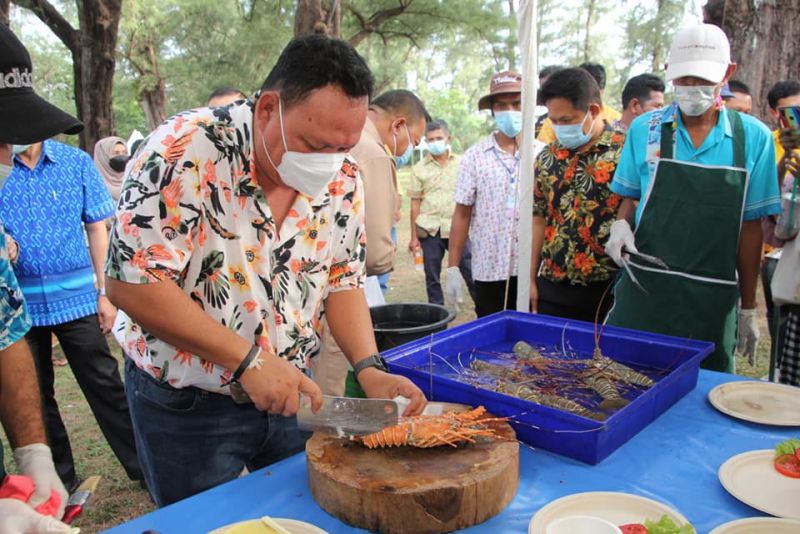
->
xmin=377 ymin=226 xmax=398 ymax=294
xmin=124 ymin=359 xmax=310 ymax=506
xmin=419 ymin=231 xmax=477 ymax=305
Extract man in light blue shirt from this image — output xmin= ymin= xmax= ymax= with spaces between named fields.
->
xmin=605 ymin=24 xmax=781 ymax=372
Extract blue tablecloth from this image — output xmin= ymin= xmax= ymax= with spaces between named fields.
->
xmin=107 ymin=371 xmax=797 ymax=534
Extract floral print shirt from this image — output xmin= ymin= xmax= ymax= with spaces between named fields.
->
xmin=106 ymin=101 xmax=366 ymax=393
xmin=534 ymin=125 xmax=625 ymax=285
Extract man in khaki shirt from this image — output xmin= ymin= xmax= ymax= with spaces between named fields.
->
xmin=408 ymin=119 xmax=476 ymax=305
xmin=314 ymin=89 xmax=429 ymax=395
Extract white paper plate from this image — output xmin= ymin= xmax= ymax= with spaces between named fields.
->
xmin=528 ymin=491 xmax=690 ymax=534
xmin=709 ymin=517 xmax=800 ymax=533
xmin=718 ymin=450 xmax=800 ymax=519
xmin=208 ymin=518 xmax=328 ymax=534
xmin=708 ymin=381 xmax=800 ymax=426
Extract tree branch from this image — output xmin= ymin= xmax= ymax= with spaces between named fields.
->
xmin=346 ymin=1 xmax=413 ymax=47
xmin=12 ymin=0 xmax=79 ymax=52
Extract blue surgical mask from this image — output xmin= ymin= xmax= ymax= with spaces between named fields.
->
xmin=552 ymin=111 xmax=595 ymax=150
xmin=393 ymin=125 xmax=414 ymax=167
xmin=494 ymin=111 xmax=522 ymax=138
xmin=12 ymin=144 xmax=30 ymax=155
xmin=427 ymin=140 xmax=448 ymax=156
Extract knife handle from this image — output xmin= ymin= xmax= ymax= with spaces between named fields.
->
xmin=62 ymin=504 xmax=82 ymax=524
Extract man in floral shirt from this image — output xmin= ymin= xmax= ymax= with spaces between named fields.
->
xmin=105 ymin=35 xmax=425 ymax=506
xmin=532 ymin=68 xmax=624 ymax=322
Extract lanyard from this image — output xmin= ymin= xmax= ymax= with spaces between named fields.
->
xmin=492 ymin=146 xmax=520 ymax=218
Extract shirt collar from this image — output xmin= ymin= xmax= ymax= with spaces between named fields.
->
xmin=485 ymin=131 xmax=519 ymax=157
xmin=14 ymin=139 xmax=56 ymax=168
xmin=661 ymin=102 xmax=732 ymax=139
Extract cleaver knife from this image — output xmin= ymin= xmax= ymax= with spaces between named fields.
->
xmin=296 ymin=395 xmax=399 ymax=437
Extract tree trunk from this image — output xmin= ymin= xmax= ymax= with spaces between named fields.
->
xmin=1 ymin=0 xmax=10 ymax=26
xmin=582 ymin=0 xmax=596 ymax=62
xmin=294 ymin=0 xmax=341 ymax=37
xmin=127 ymin=33 xmax=167 ymax=130
xmin=505 ymin=0 xmax=516 ymax=71
xmin=650 ymin=0 xmax=665 ymax=72
xmin=705 ymin=0 xmax=800 ymax=122
xmin=14 ymin=0 xmax=121 ymax=153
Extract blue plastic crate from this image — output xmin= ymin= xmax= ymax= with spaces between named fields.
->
xmin=383 ymin=311 xmax=714 ymax=464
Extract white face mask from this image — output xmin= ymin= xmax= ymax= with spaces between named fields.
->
xmin=261 ymin=98 xmax=345 ymax=198
xmin=674 ymin=85 xmax=717 ymax=117
xmin=0 ymin=162 xmax=12 ymax=190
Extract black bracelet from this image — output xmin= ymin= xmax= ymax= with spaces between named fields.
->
xmin=223 ymin=345 xmax=261 ymax=387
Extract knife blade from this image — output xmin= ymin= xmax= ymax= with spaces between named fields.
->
xmin=297 ymin=395 xmax=399 ymax=437
xmin=62 ymin=475 xmax=101 ymax=525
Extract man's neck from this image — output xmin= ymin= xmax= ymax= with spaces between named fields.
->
xmin=576 ymin=119 xmax=605 ymax=153
xmin=681 ymin=106 xmax=719 ymax=149
xmin=433 ymin=151 xmax=449 ymax=166
xmin=18 ymin=143 xmax=43 ymax=170
xmin=494 ymin=131 xmax=517 ymax=155
xmin=620 ymin=110 xmax=636 ymax=130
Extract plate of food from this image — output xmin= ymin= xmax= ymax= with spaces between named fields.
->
xmin=708 ymin=517 xmax=800 ymax=533
xmin=708 ymin=381 xmax=800 ymax=426
xmin=208 ymin=517 xmax=327 ymax=534
xmin=528 ymin=491 xmax=694 ymax=534
xmin=718 ymin=440 xmax=800 ymax=519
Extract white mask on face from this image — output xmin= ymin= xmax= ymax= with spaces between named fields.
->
xmin=674 ymin=85 xmax=717 ymax=117
xmin=261 ymin=98 xmax=345 ymax=198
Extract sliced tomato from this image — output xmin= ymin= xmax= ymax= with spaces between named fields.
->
xmin=619 ymin=525 xmax=648 ymax=534
xmin=775 ymin=453 xmax=800 ymax=478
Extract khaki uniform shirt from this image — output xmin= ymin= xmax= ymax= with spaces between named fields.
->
xmin=407 ymin=151 xmax=461 ymax=238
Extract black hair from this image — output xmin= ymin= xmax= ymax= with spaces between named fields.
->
xmin=539 ymin=65 xmax=563 ymax=79
xmin=727 ymin=80 xmax=751 ymax=95
xmin=371 ymin=89 xmax=431 ymax=124
xmin=426 ymin=119 xmax=449 ymax=135
xmin=261 ymin=34 xmax=374 ymax=107
xmin=540 ymin=67 xmax=602 ymax=111
xmin=767 ymin=81 xmax=800 ymax=110
xmin=578 ymin=62 xmax=607 ymax=89
xmin=621 ymin=73 xmax=666 ymax=109
xmin=207 ymin=86 xmax=246 ymax=104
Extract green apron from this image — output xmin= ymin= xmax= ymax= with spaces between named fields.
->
xmin=607 ymin=110 xmax=748 ymax=372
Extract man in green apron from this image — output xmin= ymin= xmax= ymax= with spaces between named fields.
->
xmin=604 ymin=24 xmax=782 ymax=372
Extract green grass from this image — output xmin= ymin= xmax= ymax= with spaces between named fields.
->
xmin=0 ymin=191 xmax=775 ymax=531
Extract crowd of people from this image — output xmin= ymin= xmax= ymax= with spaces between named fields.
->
xmin=0 ymin=15 xmax=798 ymax=531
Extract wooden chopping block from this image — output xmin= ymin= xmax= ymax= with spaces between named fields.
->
xmin=306 ymin=404 xmax=519 ymax=534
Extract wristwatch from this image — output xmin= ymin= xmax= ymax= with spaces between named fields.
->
xmin=352 ymin=353 xmax=389 ymax=380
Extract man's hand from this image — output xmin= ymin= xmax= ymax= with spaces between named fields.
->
xmin=239 ymin=352 xmax=323 ymax=416
xmin=529 ymin=279 xmax=538 ymax=313
xmin=0 ymin=499 xmax=73 ymax=534
xmin=96 ymin=295 xmax=117 ymax=334
xmin=5 ymin=234 xmax=18 ymax=263
xmin=12 ymin=444 xmax=68 ymax=520
xmin=605 ymin=220 xmax=637 ymax=266
xmin=357 ymin=368 xmax=426 ymax=416
xmin=786 ymin=151 xmax=799 ymax=176
xmin=737 ymin=308 xmax=760 ymax=366
xmin=408 ymin=236 xmax=421 ymax=254
xmin=778 ymin=128 xmax=800 ymax=153
xmin=444 ymin=266 xmax=464 ymax=312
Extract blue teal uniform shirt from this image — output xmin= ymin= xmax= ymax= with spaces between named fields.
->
xmin=0 ymin=140 xmax=115 ymax=326
xmin=611 ymin=103 xmax=781 ymax=225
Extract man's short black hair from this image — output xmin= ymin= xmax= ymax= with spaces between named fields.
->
xmin=539 ymin=65 xmax=563 ymax=79
xmin=767 ymin=80 xmax=800 ymax=110
xmin=540 ymin=67 xmax=602 ymax=111
xmin=207 ymin=86 xmax=246 ymax=104
xmin=371 ymin=90 xmax=431 ymax=124
xmin=426 ymin=119 xmax=449 ymax=135
xmin=578 ymin=62 xmax=607 ymax=89
xmin=621 ymin=73 xmax=666 ymax=109
xmin=727 ymin=80 xmax=751 ymax=95
xmin=261 ymin=34 xmax=374 ymax=107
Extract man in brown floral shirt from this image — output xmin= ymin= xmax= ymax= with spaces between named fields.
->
xmin=532 ymin=68 xmax=624 ymax=322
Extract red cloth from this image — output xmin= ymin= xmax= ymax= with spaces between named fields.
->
xmin=0 ymin=474 xmax=61 ymax=517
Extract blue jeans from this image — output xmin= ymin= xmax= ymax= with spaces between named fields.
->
xmin=377 ymin=226 xmax=398 ymax=295
xmin=420 ymin=231 xmax=477 ymax=305
xmin=124 ymin=359 xmax=310 ymax=506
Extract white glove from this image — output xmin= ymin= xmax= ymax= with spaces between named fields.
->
xmin=605 ymin=219 xmax=637 ymax=266
xmin=444 ymin=266 xmax=465 ymax=312
xmin=0 ymin=499 xmax=74 ymax=534
xmin=13 ymin=444 xmax=68 ymax=520
xmin=737 ymin=308 xmax=760 ymax=366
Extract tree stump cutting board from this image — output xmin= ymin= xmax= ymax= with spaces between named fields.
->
xmin=306 ymin=404 xmax=519 ymax=534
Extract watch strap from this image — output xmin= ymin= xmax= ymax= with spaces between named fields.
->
xmin=352 ymin=353 xmax=388 ymax=379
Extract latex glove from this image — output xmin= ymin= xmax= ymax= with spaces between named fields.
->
xmin=0 ymin=499 xmax=74 ymax=533
xmin=13 ymin=444 xmax=68 ymax=520
xmin=605 ymin=219 xmax=637 ymax=267
xmin=444 ymin=266 xmax=464 ymax=312
xmin=737 ymin=308 xmax=760 ymax=366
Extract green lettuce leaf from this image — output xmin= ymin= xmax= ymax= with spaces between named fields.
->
xmin=643 ymin=515 xmax=695 ymax=534
xmin=775 ymin=438 xmax=800 ymax=457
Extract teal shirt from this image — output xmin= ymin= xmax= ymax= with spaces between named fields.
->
xmin=611 ymin=103 xmax=781 ymax=225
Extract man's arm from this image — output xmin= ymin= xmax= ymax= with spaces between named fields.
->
xmin=530 ymin=216 xmax=545 ymax=312
xmin=447 ymin=203 xmax=473 ymax=268
xmin=737 ymin=220 xmax=763 ymax=309
xmin=324 ymin=288 xmax=426 ymax=414
xmin=409 ymin=198 xmax=422 ymax=252
xmin=86 ymin=220 xmax=116 ymax=333
xmin=0 ymin=339 xmax=46 ymax=447
xmin=616 ymin=197 xmax=637 ymax=224
xmin=106 ymin=277 xmax=322 ymax=415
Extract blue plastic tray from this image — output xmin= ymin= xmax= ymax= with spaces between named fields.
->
xmin=383 ymin=311 xmax=714 ymax=464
